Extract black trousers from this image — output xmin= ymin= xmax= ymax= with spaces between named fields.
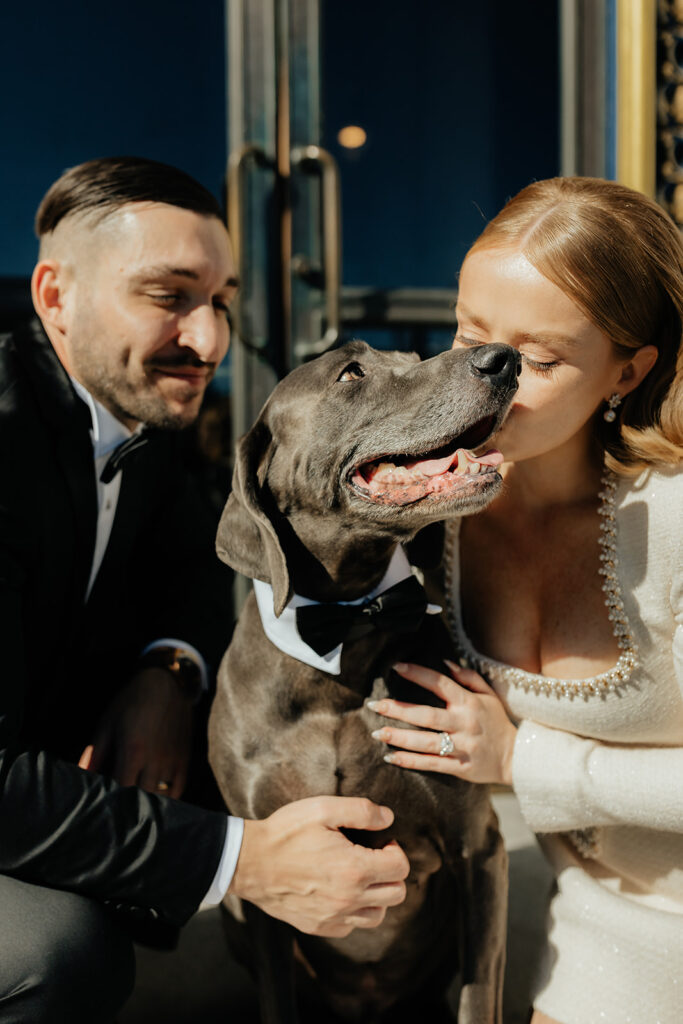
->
xmin=0 ymin=874 xmax=136 ymax=1023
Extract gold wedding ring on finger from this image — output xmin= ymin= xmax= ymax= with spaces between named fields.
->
xmin=156 ymin=780 xmax=172 ymax=792
xmin=438 ymin=732 xmax=455 ymax=757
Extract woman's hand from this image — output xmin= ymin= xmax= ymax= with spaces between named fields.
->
xmin=368 ymin=660 xmax=517 ymax=787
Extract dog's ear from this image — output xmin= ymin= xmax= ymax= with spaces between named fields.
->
xmin=216 ymin=418 xmax=291 ymax=615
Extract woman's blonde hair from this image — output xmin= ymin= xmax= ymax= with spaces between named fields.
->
xmin=468 ymin=176 xmax=683 ymax=472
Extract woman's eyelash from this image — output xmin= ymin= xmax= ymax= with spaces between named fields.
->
xmin=522 ymin=355 xmax=559 ymax=374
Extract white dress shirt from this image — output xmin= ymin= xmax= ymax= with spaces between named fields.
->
xmin=253 ymin=544 xmax=442 ymax=674
xmin=71 ymin=378 xmax=241 ymax=905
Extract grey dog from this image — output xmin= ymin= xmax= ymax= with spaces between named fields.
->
xmin=209 ymin=340 xmax=521 ymax=1023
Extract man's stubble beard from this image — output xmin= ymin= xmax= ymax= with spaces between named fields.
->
xmin=86 ymin=363 xmax=192 ymax=430
xmin=68 ymin=317 xmax=196 ymax=431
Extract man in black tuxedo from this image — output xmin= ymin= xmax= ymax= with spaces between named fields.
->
xmin=0 ymin=157 xmax=408 ymax=1023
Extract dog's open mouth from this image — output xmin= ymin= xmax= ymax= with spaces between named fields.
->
xmin=348 ymin=415 xmax=504 ymax=506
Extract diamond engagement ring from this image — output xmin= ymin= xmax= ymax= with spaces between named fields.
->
xmin=438 ymin=732 xmax=455 ymax=757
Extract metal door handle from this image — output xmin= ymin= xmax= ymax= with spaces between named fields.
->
xmin=290 ymin=144 xmax=342 ymax=351
xmin=227 ymin=143 xmax=271 ymax=350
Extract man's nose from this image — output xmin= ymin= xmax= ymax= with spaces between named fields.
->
xmin=177 ymin=305 xmax=228 ymax=363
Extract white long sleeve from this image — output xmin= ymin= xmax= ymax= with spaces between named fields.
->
xmin=200 ymin=816 xmax=244 ymax=907
xmin=512 ymin=720 xmax=683 ymax=833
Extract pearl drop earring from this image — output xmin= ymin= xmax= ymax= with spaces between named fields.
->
xmin=603 ymin=393 xmax=622 ymax=423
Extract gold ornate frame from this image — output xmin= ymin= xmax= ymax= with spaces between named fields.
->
xmin=617 ymin=0 xmax=657 ymax=197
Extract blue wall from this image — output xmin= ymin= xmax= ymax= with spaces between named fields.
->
xmin=0 ymin=0 xmax=558 ymax=291
xmin=323 ymin=0 xmax=559 ymax=288
xmin=0 ymin=1 xmax=226 ymax=276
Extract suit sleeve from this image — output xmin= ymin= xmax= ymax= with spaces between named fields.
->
xmin=0 ymin=492 xmax=229 ymax=926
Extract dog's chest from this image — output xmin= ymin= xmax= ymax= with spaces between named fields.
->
xmin=227 ymin=672 xmax=449 ymax=844
xmin=214 ymin=604 xmax=455 ymax=825
xmin=245 ymin=681 xmax=392 ymax=815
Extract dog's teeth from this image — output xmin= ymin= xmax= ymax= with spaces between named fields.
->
xmin=468 ymin=461 xmax=481 ymax=475
xmin=372 ymin=461 xmax=395 ymax=481
xmin=373 ymin=462 xmax=413 ymax=484
xmin=454 ymin=449 xmax=469 ymax=475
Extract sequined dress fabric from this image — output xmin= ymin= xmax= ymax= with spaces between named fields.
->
xmin=446 ymin=467 xmax=683 ymax=1024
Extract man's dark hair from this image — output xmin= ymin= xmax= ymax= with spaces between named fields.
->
xmin=35 ymin=156 xmax=223 ymax=237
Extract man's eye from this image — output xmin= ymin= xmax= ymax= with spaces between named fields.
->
xmin=453 ymin=333 xmax=480 ymax=347
xmin=150 ymin=292 xmax=181 ymax=305
xmin=337 ymin=362 xmax=365 ymax=382
xmin=213 ymin=300 xmax=233 ymax=325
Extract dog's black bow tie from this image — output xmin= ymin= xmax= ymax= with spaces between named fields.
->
xmin=100 ymin=430 xmax=155 ymax=483
xmin=296 ymin=575 xmax=429 ymax=657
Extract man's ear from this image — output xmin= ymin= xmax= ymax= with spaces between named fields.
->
xmin=613 ymin=344 xmax=659 ymax=397
xmin=31 ymin=260 xmax=67 ymax=326
xmin=216 ymin=418 xmax=290 ymax=615
xmin=31 ymin=260 xmax=73 ymax=368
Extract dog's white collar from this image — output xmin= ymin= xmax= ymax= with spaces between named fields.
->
xmin=252 ymin=545 xmax=441 ymax=675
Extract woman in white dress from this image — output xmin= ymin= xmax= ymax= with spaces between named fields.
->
xmin=368 ymin=177 xmax=683 ymax=1024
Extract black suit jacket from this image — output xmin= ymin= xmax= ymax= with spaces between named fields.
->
xmin=0 ymin=320 xmax=231 ymax=928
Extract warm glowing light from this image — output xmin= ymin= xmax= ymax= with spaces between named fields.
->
xmin=337 ymin=125 xmax=367 ymax=149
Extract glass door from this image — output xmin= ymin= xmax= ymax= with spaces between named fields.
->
xmin=226 ymin=0 xmax=561 ymax=439
xmin=227 ymin=0 xmax=341 ymax=456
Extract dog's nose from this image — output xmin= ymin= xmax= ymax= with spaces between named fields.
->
xmin=467 ymin=344 xmax=521 ymax=386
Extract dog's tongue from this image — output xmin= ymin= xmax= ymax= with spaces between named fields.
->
xmin=472 ymin=448 xmax=505 ymax=467
xmin=404 ymin=452 xmax=456 ymax=477
xmin=405 ymin=447 xmax=503 ymax=478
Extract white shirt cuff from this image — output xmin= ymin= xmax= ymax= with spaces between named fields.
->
xmin=199 ymin=816 xmax=245 ymax=908
xmin=141 ymin=638 xmax=209 ymax=693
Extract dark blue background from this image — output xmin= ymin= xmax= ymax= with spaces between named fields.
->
xmin=0 ymin=1 xmax=558 ymax=286
xmin=323 ymin=0 xmax=559 ymax=288
xmin=0 ymin=1 xmax=227 ymax=276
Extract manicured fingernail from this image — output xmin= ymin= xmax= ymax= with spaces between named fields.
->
xmin=393 ymin=662 xmax=408 ymax=673
xmin=371 ymin=729 xmax=385 ymax=740
xmin=383 ymin=753 xmax=395 ymax=764
xmin=444 ymin=658 xmax=464 ymax=673
xmin=366 ymin=700 xmax=379 ymax=710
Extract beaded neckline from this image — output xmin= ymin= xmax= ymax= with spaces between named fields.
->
xmin=445 ymin=470 xmax=639 ymax=700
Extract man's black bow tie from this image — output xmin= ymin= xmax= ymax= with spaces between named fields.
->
xmin=100 ymin=430 xmax=155 ymax=483
xmin=295 ymin=575 xmax=429 ymax=657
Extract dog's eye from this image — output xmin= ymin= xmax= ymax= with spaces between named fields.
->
xmin=337 ymin=362 xmax=365 ymax=382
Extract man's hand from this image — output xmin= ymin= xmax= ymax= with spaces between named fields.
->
xmin=229 ymin=796 xmax=410 ymax=937
xmin=78 ymin=668 xmax=193 ymax=798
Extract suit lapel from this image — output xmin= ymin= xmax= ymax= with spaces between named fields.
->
xmin=14 ymin=320 xmax=98 ymax=605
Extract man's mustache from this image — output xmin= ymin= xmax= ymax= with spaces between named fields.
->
xmin=147 ymin=354 xmax=215 ymax=370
